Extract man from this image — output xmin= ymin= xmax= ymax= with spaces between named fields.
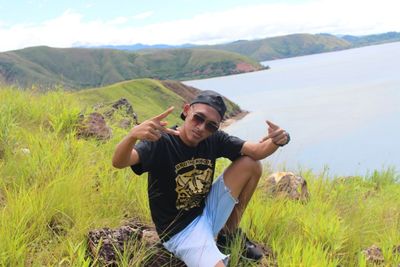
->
xmin=112 ymin=91 xmax=290 ymax=267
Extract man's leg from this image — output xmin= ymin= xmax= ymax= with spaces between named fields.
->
xmin=222 ymin=156 xmax=262 ymax=233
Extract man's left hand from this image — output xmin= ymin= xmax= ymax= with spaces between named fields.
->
xmin=259 ymin=120 xmax=290 ymax=147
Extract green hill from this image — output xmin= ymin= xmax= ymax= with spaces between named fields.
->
xmin=201 ymin=33 xmax=352 ymax=61
xmin=341 ymin=31 xmax=400 ymax=47
xmin=0 ymin=46 xmax=264 ymax=90
xmin=76 ymin=78 xmax=243 ymax=124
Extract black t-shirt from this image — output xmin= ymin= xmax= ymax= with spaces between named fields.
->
xmin=131 ymin=130 xmax=245 ymax=241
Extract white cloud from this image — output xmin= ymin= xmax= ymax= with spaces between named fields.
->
xmin=132 ymin=11 xmax=154 ymax=20
xmin=109 ymin=16 xmax=129 ymax=25
xmin=0 ymin=0 xmax=399 ymax=52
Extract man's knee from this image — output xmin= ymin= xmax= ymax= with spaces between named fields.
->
xmin=233 ymin=156 xmax=262 ymax=178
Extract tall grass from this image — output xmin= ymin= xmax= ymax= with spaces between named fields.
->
xmin=1 ymin=86 xmax=399 ymax=266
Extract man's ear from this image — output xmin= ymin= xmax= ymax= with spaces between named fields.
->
xmin=182 ymin=104 xmax=191 ymax=118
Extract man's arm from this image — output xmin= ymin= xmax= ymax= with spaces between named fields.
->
xmin=112 ymin=107 xmax=179 ymax=169
xmin=240 ymin=120 xmax=289 ymax=160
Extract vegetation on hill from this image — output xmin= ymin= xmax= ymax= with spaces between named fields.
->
xmin=341 ymin=31 xmax=400 ymax=47
xmin=1 ymin=86 xmax=399 ymax=266
xmin=90 ymin=32 xmax=400 ymax=62
xmin=75 ymin=78 xmax=243 ymax=124
xmin=201 ymin=33 xmax=352 ymax=61
xmin=0 ymin=47 xmax=264 ymax=90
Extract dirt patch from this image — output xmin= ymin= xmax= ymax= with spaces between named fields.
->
xmin=159 ymin=80 xmax=200 ymax=103
xmin=235 ymin=62 xmax=258 ymax=72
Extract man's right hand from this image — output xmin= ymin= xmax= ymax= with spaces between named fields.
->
xmin=112 ymin=107 xmax=180 ymax=168
xmin=129 ymin=106 xmax=180 ymax=141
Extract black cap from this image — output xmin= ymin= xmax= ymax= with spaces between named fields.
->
xmin=181 ymin=90 xmax=227 ymax=120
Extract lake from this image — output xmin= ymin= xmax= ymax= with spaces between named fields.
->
xmin=184 ymin=42 xmax=400 ymax=176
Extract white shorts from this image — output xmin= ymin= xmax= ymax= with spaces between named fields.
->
xmin=163 ymin=174 xmax=238 ymax=267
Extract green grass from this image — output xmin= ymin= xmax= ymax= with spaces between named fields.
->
xmin=1 ymin=86 xmax=399 ymax=266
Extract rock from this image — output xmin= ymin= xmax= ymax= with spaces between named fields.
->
xmin=118 ymin=118 xmax=133 ymax=129
xmin=102 ymin=98 xmax=138 ymax=125
xmin=362 ymin=245 xmax=384 ymax=264
xmin=142 ymin=229 xmax=160 ymax=246
xmin=76 ymin=112 xmax=112 ymax=141
xmin=87 ymin=220 xmax=185 ymax=267
xmin=88 ymin=225 xmax=142 ymax=266
xmin=265 ymin=172 xmax=309 ymax=201
xmin=393 ymin=244 xmax=400 ymax=254
xmin=20 ymin=148 xmax=31 ymax=155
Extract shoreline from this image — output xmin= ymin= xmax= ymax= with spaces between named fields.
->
xmin=220 ymin=110 xmax=249 ymax=130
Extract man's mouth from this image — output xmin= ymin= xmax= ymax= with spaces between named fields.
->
xmin=192 ymin=130 xmax=202 ymax=139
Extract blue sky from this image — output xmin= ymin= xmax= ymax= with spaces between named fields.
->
xmin=0 ymin=0 xmax=398 ymax=52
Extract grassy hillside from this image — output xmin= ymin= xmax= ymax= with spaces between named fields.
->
xmin=1 ymin=86 xmax=400 ymax=266
xmin=202 ymin=33 xmax=352 ymax=61
xmin=75 ymin=78 xmax=243 ymax=124
xmin=0 ymin=46 xmax=264 ymax=90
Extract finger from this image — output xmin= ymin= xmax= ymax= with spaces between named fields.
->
xmin=268 ymin=129 xmax=285 ymax=139
xmin=274 ymin=135 xmax=287 ymax=145
xmin=149 ymin=121 xmax=169 ymax=132
xmin=149 ymin=128 xmax=162 ymax=138
xmin=164 ymin=128 xmax=180 ymax=136
xmin=266 ymin=120 xmax=279 ymax=130
xmin=145 ymin=132 xmax=161 ymax=142
xmin=153 ymin=107 xmax=174 ymax=121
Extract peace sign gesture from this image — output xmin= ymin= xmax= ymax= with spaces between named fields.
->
xmin=130 ymin=107 xmax=180 ymax=142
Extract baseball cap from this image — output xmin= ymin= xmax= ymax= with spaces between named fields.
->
xmin=180 ymin=90 xmax=227 ymax=120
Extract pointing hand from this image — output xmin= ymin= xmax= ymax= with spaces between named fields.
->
xmin=259 ymin=120 xmax=290 ymax=147
xmin=130 ymin=107 xmax=180 ymax=141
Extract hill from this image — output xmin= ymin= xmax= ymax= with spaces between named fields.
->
xmin=99 ymin=32 xmax=400 ymax=62
xmin=341 ymin=31 xmax=400 ymax=47
xmin=0 ymin=46 xmax=264 ymax=90
xmin=200 ymin=33 xmax=352 ymax=61
xmin=75 ymin=78 xmax=243 ymax=124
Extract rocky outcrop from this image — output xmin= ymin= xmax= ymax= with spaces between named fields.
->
xmin=87 ymin=220 xmax=185 ymax=267
xmin=76 ymin=98 xmax=139 ymax=141
xmin=102 ymin=98 xmax=138 ymax=126
xmin=362 ymin=245 xmax=385 ymax=265
xmin=265 ymin=172 xmax=309 ymax=201
xmin=76 ymin=112 xmax=112 ymax=141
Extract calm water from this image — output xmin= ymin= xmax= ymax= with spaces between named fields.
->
xmin=184 ymin=42 xmax=400 ymax=176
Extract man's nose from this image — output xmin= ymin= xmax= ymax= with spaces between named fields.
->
xmin=197 ymin=121 xmax=207 ymax=132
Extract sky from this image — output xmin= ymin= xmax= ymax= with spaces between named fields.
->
xmin=0 ymin=0 xmax=399 ymax=52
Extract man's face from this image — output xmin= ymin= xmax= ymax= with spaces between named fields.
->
xmin=181 ymin=103 xmax=222 ymax=146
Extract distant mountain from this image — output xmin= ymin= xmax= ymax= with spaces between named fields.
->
xmin=199 ymin=33 xmax=352 ymax=61
xmin=0 ymin=46 xmax=264 ymax=89
xmin=87 ymin=43 xmax=195 ymax=51
xmin=341 ymin=31 xmax=400 ymax=47
xmin=87 ymin=32 xmax=400 ymax=62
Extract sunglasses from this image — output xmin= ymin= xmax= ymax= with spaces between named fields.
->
xmin=191 ymin=113 xmax=220 ymax=133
